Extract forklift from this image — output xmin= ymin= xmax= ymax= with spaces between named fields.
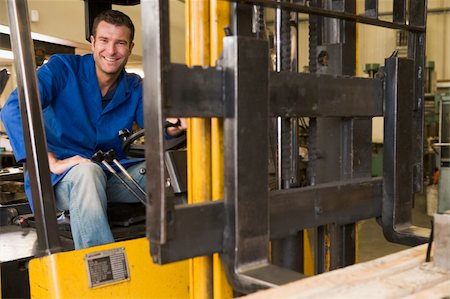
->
xmin=1 ymin=0 xmax=429 ymax=297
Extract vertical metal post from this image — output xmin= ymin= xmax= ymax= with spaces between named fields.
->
xmin=313 ymin=0 xmax=360 ymax=273
xmin=83 ymin=0 xmax=111 ymax=41
xmin=143 ymin=0 xmax=170 ymax=252
xmin=252 ymin=5 xmax=266 ymax=39
xmin=275 ymin=0 xmax=293 ymax=191
xmin=289 ymin=7 xmax=300 ymax=188
xmin=272 ymin=0 xmax=303 ymax=274
xmin=307 ymin=0 xmax=321 ymax=275
xmin=223 ymin=36 xmax=270 ymax=292
xmin=6 ymin=0 xmax=62 ymax=256
xmin=393 ymin=0 xmax=407 ymax=24
xmin=364 ymin=0 xmax=378 ymax=18
xmin=231 ymin=3 xmax=253 ymax=37
xmin=382 ymin=57 xmax=429 ymax=245
xmin=408 ymin=0 xmax=427 ymax=194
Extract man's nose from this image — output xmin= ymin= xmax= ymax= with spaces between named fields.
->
xmin=106 ymin=42 xmax=116 ymax=54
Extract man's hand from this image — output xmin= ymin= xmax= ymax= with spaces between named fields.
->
xmin=48 ymin=152 xmax=90 ymax=175
xmin=166 ymin=118 xmax=187 ymax=136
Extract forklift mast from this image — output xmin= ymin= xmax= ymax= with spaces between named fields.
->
xmin=142 ymin=0 xmax=428 ymax=293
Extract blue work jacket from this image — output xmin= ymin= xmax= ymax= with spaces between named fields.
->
xmin=0 ymin=54 xmax=144 ymax=210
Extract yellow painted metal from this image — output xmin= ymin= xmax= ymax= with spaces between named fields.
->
xmin=187 ymin=119 xmax=213 ymax=299
xmin=28 ymin=238 xmax=189 ymax=299
xmin=303 ymin=230 xmax=315 ymax=276
xmin=210 ymin=0 xmax=229 ymax=66
xmin=355 ymin=223 xmax=359 ymax=263
xmin=189 ymin=255 xmax=213 ymax=299
xmin=210 ymin=118 xmax=223 ymax=201
xmin=186 ymin=1 xmax=213 ymax=299
xmin=211 ymin=118 xmax=231 ymax=299
xmin=324 ymin=226 xmax=332 ymax=272
xmin=210 ymin=1 xmax=233 ymax=298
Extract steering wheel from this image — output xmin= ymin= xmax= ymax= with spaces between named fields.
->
xmin=119 ymin=126 xmax=186 ymax=158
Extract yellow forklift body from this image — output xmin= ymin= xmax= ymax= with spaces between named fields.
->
xmin=29 ymin=237 xmax=189 ymax=298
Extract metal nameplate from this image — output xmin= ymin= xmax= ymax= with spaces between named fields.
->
xmin=84 ymin=247 xmax=130 ymax=288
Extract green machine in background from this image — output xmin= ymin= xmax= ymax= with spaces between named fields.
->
xmin=436 ymin=88 xmax=450 ymax=213
xmin=425 ymin=76 xmax=450 ymax=215
xmin=424 ymin=61 xmax=439 ymax=186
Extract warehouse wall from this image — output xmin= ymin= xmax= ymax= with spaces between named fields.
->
xmin=296 ymin=1 xmax=450 ymax=80
xmin=1 ymin=1 xmax=448 ymax=77
xmin=0 ymin=0 xmax=186 ymax=63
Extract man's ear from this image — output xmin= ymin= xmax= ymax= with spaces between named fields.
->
xmin=129 ymin=41 xmax=135 ymax=54
xmin=90 ymin=35 xmax=95 ymax=50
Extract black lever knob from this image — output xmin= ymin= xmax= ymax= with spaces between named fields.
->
xmin=104 ymin=149 xmax=116 ymax=163
xmin=91 ymin=150 xmax=105 ymax=163
xmin=118 ymin=128 xmax=131 ymax=141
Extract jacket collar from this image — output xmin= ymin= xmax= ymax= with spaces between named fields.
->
xmin=102 ymin=70 xmax=131 ymax=114
xmin=82 ymin=54 xmax=130 ymax=114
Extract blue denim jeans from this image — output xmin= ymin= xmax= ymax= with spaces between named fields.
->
xmin=54 ymin=161 xmax=146 ymax=249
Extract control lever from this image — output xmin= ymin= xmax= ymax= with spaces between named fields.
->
xmin=104 ymin=149 xmax=147 ymax=198
xmin=91 ymin=150 xmax=147 ymax=205
xmin=118 ymin=128 xmax=131 ymax=142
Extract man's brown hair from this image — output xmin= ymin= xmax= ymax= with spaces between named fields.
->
xmin=92 ymin=10 xmax=135 ymax=43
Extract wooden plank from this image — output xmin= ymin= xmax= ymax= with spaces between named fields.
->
xmin=244 ymin=244 xmax=450 ymax=299
xmin=433 ymin=213 xmax=450 ymax=270
xmin=404 ymin=279 xmax=450 ymax=299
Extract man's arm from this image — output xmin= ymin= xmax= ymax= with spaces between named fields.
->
xmin=0 ymin=89 xmax=26 ymax=162
xmin=0 ymin=55 xmax=68 ymax=164
xmin=47 ymin=152 xmax=90 ymax=175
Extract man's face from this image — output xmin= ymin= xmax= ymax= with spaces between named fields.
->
xmin=90 ymin=21 xmax=134 ymax=79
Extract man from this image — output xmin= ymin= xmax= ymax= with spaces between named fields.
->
xmin=1 ymin=10 xmax=183 ymax=249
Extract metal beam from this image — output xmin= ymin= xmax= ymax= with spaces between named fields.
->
xmin=150 ymin=201 xmax=225 ymax=263
xmin=148 ymin=177 xmax=383 ymax=264
xmin=142 ymin=0 xmax=171 ymax=251
xmin=226 ymin=0 xmax=426 ymax=32
xmin=270 ymin=72 xmax=383 ymax=117
xmin=163 ymin=67 xmax=383 ymax=118
xmin=165 ymin=64 xmax=223 ymax=117
xmin=270 ymin=178 xmax=382 ymax=239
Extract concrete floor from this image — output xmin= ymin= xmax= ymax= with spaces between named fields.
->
xmin=358 ymin=193 xmax=432 ymax=263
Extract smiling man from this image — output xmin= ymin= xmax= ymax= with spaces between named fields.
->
xmin=0 ymin=10 xmax=166 ymax=249
xmin=91 ymin=13 xmax=134 ymax=97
